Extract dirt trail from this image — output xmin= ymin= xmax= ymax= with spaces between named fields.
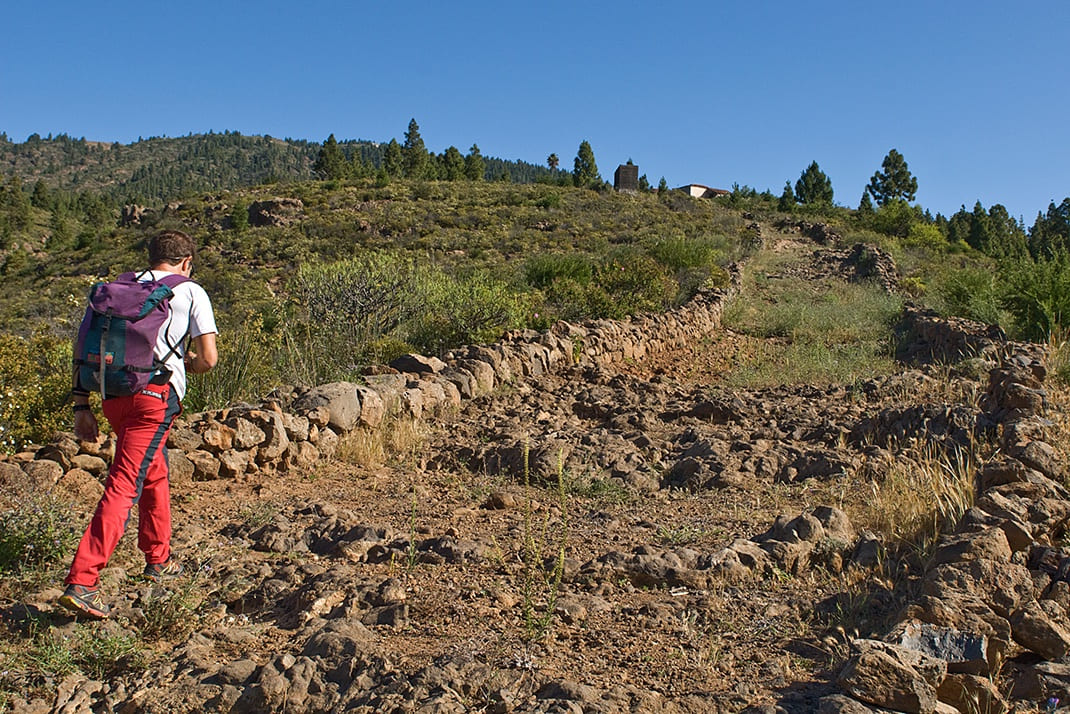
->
xmin=8 ymin=233 xmax=1047 ymax=713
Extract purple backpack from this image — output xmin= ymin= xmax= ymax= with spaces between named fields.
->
xmin=74 ymin=271 xmax=189 ymax=399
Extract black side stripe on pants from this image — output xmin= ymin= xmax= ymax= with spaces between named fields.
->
xmin=132 ymin=388 xmax=182 ymax=506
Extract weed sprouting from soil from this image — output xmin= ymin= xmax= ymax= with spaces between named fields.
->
xmin=519 ymin=446 xmax=568 ymax=642
xmin=1 ymin=618 xmax=147 ymax=701
xmin=139 ymin=562 xmax=210 ymax=642
xmin=0 ymin=494 xmax=80 ymax=592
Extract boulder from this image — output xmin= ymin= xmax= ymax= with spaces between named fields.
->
xmin=389 ymin=353 xmax=446 ymax=374
xmin=167 ymin=450 xmax=195 ymax=487
xmin=935 ymin=673 xmax=1006 ymax=714
xmin=1010 ymin=599 xmax=1070 ymax=660
xmin=922 ymin=559 xmax=1033 ymax=619
xmin=292 ymin=382 xmax=363 ymax=432
xmin=22 ymin=459 xmax=64 ymax=491
xmin=836 ymin=639 xmax=944 ymax=713
xmin=929 ymin=527 xmax=1011 ymax=566
xmin=895 ymin=620 xmax=990 ymax=676
xmin=187 ymin=450 xmax=221 ymax=481
xmin=70 ymin=453 xmax=107 ymax=477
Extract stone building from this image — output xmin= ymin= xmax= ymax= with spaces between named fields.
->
xmin=614 ymin=163 xmax=639 ymax=192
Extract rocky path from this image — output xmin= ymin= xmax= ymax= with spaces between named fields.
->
xmin=8 ymin=233 xmax=1070 ymax=713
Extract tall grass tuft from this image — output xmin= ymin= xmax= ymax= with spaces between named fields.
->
xmin=862 ymin=438 xmax=977 ymax=559
xmin=337 ymin=416 xmax=425 ymax=469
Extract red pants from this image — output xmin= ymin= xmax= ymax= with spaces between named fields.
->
xmin=65 ymin=385 xmax=182 ymax=587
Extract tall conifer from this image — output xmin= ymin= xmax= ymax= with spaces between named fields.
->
xmin=866 ymin=149 xmax=918 ymax=206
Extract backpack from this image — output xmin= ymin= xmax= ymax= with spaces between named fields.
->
xmin=74 ymin=271 xmax=190 ymax=400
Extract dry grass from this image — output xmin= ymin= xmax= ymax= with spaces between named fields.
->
xmin=337 ymin=415 xmax=427 ymax=468
xmin=1046 ymin=336 xmax=1070 ymax=489
xmin=857 ymin=437 xmax=978 ymax=560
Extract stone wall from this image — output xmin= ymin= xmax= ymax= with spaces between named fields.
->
xmin=0 ymin=266 xmax=741 ymax=496
xmin=820 ymin=337 xmax=1069 ymax=713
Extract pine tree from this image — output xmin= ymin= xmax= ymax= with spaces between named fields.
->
xmin=402 ymin=118 xmax=429 ymax=179
xmin=442 ymin=146 xmax=465 ymax=181
xmin=778 ymin=181 xmax=796 ymax=212
xmin=857 ymin=191 xmax=875 ymax=215
xmin=1028 ymin=197 xmax=1070 ymax=258
xmin=866 ymin=149 xmax=918 ymax=206
xmin=313 ymin=134 xmax=347 ymax=180
xmin=464 ymin=144 xmax=485 ymax=181
xmin=794 ymin=161 xmax=833 ymax=205
xmin=986 ymin=204 xmax=1028 ymax=259
xmin=547 ymin=153 xmax=559 ymax=171
xmin=657 ymin=177 xmax=668 ymax=196
xmin=230 ymin=198 xmax=249 ymax=233
xmin=383 ymin=139 xmax=403 ymax=178
xmin=30 ymin=180 xmax=51 ymax=210
xmin=572 ymin=140 xmax=599 ymax=189
xmin=350 ymin=152 xmax=369 ymax=179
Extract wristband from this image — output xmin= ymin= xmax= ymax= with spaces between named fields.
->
xmin=73 ymin=404 xmax=92 ymax=412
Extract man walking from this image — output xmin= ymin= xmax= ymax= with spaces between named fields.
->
xmin=61 ymin=229 xmax=218 ymax=619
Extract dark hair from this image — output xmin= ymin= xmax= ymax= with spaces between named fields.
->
xmin=148 ymin=230 xmax=196 ymax=266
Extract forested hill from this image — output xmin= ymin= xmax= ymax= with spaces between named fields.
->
xmin=0 ymin=130 xmax=560 ymax=205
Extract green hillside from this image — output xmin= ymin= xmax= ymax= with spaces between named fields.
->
xmin=0 ymin=129 xmax=563 ymax=205
xmin=0 ymin=134 xmax=1068 ymax=452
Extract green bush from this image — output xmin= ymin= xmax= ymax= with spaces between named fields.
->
xmin=932 ymin=266 xmax=1003 ymax=326
xmin=595 ymin=249 xmax=677 ymax=318
xmin=1000 ymin=253 xmax=1070 ymax=340
xmin=289 ymin=252 xmax=426 ymax=378
xmin=0 ymin=495 xmax=79 ymax=576
xmin=524 ymin=253 xmax=594 ymax=289
xmin=644 ymin=235 xmax=723 ymax=272
xmin=406 ymin=269 xmax=530 ymax=355
xmin=0 ymin=333 xmax=72 ymax=453
xmin=184 ymin=309 xmax=283 ymax=412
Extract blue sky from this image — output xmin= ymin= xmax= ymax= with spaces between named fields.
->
xmin=2 ymin=1 xmax=1067 ymax=223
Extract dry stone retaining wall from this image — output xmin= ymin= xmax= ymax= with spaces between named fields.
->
xmin=0 ymin=266 xmax=742 ymax=498
xmin=818 ymin=334 xmax=1070 ymax=713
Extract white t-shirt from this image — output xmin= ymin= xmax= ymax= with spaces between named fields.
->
xmin=139 ymin=270 xmax=218 ymax=401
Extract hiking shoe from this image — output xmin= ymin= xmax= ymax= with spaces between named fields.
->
xmin=143 ymin=559 xmax=184 ymax=582
xmin=58 ymin=584 xmax=110 ymax=619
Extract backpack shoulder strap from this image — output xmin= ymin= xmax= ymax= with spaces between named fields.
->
xmin=158 ymin=273 xmax=191 ymax=288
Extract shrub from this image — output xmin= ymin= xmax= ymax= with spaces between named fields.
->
xmin=184 ymin=309 xmax=281 ymax=412
xmin=864 ymin=200 xmax=925 ymax=239
xmin=903 ymin=222 xmax=946 ymax=251
xmin=524 ymin=253 xmax=594 ymax=289
xmin=0 ymin=494 xmax=79 ymax=577
xmin=931 ymin=266 xmax=1003 ymax=326
xmin=595 ymin=249 xmax=677 ymax=318
xmin=0 ymin=332 xmax=72 ymax=453
xmin=405 ymin=269 xmax=529 ymax=355
xmin=644 ymin=234 xmax=724 ymax=272
xmin=289 ymin=252 xmax=426 ymax=376
xmin=1000 ymin=253 xmax=1070 ymax=340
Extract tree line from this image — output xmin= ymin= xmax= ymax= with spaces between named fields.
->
xmin=767 ymin=149 xmax=1068 ymax=264
xmin=311 ymin=119 xmax=568 ymax=185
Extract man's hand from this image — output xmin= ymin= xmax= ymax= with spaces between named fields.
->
xmin=74 ymin=409 xmax=99 ymax=442
xmin=184 ymin=333 xmax=218 ymax=374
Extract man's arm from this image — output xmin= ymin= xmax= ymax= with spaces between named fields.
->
xmin=71 ymin=368 xmax=98 ymax=441
xmin=184 ymin=332 xmax=218 ymax=374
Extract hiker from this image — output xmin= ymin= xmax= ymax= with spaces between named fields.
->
xmin=60 ymin=229 xmax=218 ymax=619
